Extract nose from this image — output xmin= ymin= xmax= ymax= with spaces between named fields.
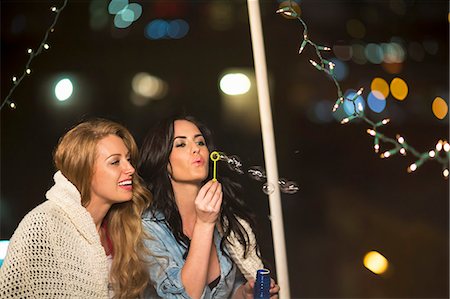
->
xmin=124 ymin=160 xmax=135 ymax=175
xmin=192 ymin=143 xmax=200 ymax=154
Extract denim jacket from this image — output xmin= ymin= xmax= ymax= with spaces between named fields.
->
xmin=142 ymin=210 xmax=245 ymax=299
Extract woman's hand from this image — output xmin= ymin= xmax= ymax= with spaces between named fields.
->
xmin=236 ymin=279 xmax=280 ymax=299
xmin=194 ymin=180 xmax=222 ymax=224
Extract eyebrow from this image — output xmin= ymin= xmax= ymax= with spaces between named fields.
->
xmin=173 ymin=133 xmax=204 ymax=140
xmin=106 ymin=151 xmax=130 ymax=160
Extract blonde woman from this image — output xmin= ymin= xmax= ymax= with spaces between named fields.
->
xmin=0 ymin=118 xmax=151 ymax=298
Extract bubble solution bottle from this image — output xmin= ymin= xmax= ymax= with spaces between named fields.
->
xmin=253 ymin=269 xmax=270 ymax=299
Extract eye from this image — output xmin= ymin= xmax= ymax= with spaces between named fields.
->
xmin=175 ymin=142 xmax=186 ymax=148
xmin=197 ymin=140 xmax=206 ymax=146
xmin=111 ymin=160 xmax=119 ymax=165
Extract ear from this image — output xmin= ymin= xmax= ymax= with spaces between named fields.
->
xmin=167 ymin=162 xmax=173 ymax=178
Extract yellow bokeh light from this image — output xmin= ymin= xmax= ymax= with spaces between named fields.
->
xmin=363 ymin=251 xmax=389 ymax=275
xmin=371 ymin=77 xmax=389 ymax=99
xmin=432 ymin=97 xmax=448 ymax=119
xmin=390 ymin=77 xmax=408 ymax=101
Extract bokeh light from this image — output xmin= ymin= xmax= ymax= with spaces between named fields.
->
xmin=365 ymin=43 xmax=383 ymax=64
xmin=108 ymin=0 xmax=127 ymax=14
xmin=219 ymin=73 xmax=251 ymax=95
xmin=333 ymin=45 xmax=352 ymax=61
xmin=382 ymin=42 xmax=405 ymax=63
xmin=408 ymin=41 xmax=425 ymax=62
xmin=351 ymin=44 xmax=367 ymax=64
xmin=371 ymin=77 xmax=389 ymax=99
xmin=131 ymin=72 xmax=168 ymax=106
xmin=346 ymin=19 xmax=366 ymax=39
xmin=343 ymin=89 xmax=365 ymax=115
xmin=330 ymin=58 xmax=348 ymax=81
xmin=89 ymin=0 xmax=108 ymax=31
xmin=367 ymin=91 xmax=386 ymax=113
xmin=390 ymin=77 xmax=408 ymax=101
xmin=363 ymin=251 xmax=389 ymax=275
xmin=422 ymin=40 xmax=439 ymax=55
xmin=54 ymin=78 xmax=73 ymax=101
xmin=432 ymin=97 xmax=448 ymax=119
xmin=145 ymin=19 xmax=189 ymax=39
xmin=110 ymin=2 xmax=142 ymax=29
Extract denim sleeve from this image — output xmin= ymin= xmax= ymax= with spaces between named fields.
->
xmin=142 ymin=219 xmax=192 ymax=299
xmin=231 ymin=267 xmax=246 ymax=297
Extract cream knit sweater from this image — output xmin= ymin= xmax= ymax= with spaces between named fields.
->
xmin=221 ymin=218 xmax=264 ymax=281
xmin=0 ymin=171 xmax=109 ymax=298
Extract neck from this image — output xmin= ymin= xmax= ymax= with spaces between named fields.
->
xmin=85 ymin=201 xmax=111 ymax=232
xmin=171 ymin=180 xmax=201 ymax=234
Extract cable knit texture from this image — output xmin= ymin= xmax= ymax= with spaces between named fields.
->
xmin=0 ymin=171 xmax=109 ymax=298
xmin=221 ymin=218 xmax=264 ymax=281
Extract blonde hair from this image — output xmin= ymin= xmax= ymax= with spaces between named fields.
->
xmin=54 ymin=118 xmax=152 ymax=298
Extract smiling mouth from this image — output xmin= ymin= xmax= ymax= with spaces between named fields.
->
xmin=118 ymin=180 xmax=132 ymax=186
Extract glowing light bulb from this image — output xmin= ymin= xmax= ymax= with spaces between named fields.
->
xmin=54 ymin=78 xmax=73 ymax=101
xmin=428 ymin=150 xmax=436 ymax=158
xmin=363 ymin=251 xmax=389 ymax=275
xmin=436 ymin=140 xmax=443 ymax=151
xmin=367 ymin=129 xmax=376 ymax=136
xmin=333 ymin=103 xmax=339 ymax=112
xmin=408 ymin=163 xmax=417 ymax=172
xmin=443 ymin=169 xmax=449 ymax=178
xmin=219 ymin=73 xmax=251 ymax=96
xmin=51 ymin=6 xmax=57 ymax=12
xmin=12 ymin=76 xmax=17 ymax=83
xmin=443 ymin=142 xmax=450 ymax=152
xmin=381 ymin=119 xmax=390 ymax=125
xmin=26 ymin=69 xmax=31 ymax=74
xmin=9 ymin=102 xmax=16 ymax=109
xmin=374 ymin=144 xmax=380 ymax=152
xmin=381 ymin=151 xmax=390 ymax=158
xmin=397 ymin=135 xmax=404 ymax=144
xmin=27 ymin=48 xmax=33 ymax=54
xmin=399 ymin=148 xmax=406 ymax=155
xmin=357 ymin=103 xmax=363 ymax=111
xmin=44 ymin=44 xmax=50 ymax=50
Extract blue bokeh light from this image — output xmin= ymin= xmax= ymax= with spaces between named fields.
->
xmin=330 ymin=58 xmax=348 ymax=81
xmin=108 ymin=0 xmax=128 ymax=15
xmin=367 ymin=90 xmax=386 ymax=113
xmin=343 ymin=89 xmax=365 ymax=116
xmin=145 ymin=19 xmax=189 ymax=40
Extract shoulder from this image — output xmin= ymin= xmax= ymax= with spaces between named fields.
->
xmin=142 ymin=209 xmax=165 ymax=222
xmin=16 ymin=200 xmax=62 ymax=230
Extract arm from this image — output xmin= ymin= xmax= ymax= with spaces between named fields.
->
xmin=180 ymin=180 xmax=222 ymax=299
xmin=142 ymin=220 xmax=192 ymax=299
xmin=0 ymin=210 xmax=58 ymax=297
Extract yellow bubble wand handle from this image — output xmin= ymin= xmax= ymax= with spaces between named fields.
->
xmin=210 ymin=151 xmax=220 ymax=181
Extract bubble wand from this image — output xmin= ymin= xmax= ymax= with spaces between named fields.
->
xmin=210 ymin=151 xmax=221 ymax=181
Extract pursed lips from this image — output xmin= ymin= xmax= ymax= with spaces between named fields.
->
xmin=192 ymin=157 xmax=204 ymax=166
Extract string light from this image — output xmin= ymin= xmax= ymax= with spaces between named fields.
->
xmin=1 ymin=0 xmax=68 ymax=110
xmin=277 ymin=1 xmax=450 ymax=178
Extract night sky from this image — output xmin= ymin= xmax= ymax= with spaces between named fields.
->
xmin=1 ymin=1 xmax=449 ymax=298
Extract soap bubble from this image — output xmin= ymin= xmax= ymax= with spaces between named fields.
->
xmin=279 ymin=180 xmax=299 ymax=194
xmin=226 ymin=155 xmax=244 ymax=174
xmin=248 ymin=166 xmax=266 ymax=181
xmin=262 ymin=183 xmax=275 ymax=195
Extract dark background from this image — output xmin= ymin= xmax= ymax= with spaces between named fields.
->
xmin=1 ymin=0 xmax=449 ymax=298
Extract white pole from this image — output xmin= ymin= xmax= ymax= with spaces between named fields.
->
xmin=246 ymin=1 xmax=291 ymax=298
